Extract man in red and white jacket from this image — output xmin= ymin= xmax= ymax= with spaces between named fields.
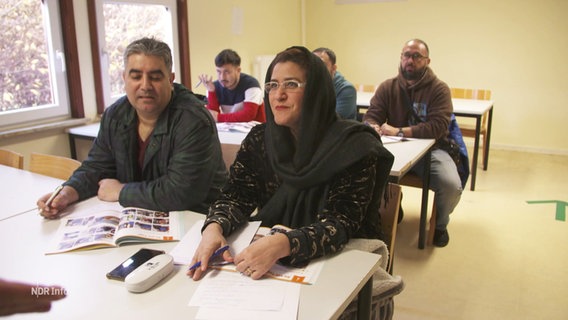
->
xmin=198 ymin=49 xmax=265 ymax=123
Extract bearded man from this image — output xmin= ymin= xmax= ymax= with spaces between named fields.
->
xmin=363 ymin=39 xmax=462 ymax=247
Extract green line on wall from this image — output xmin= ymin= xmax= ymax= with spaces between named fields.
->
xmin=526 ymin=200 xmax=567 ymax=221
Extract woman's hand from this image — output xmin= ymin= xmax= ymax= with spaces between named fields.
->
xmin=233 ymin=233 xmax=290 ymax=280
xmin=187 ymin=223 xmax=233 ymax=280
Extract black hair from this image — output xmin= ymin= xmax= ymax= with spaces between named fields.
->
xmin=312 ymin=47 xmax=337 ymax=65
xmin=214 ymin=49 xmax=241 ymax=67
xmin=406 ymin=38 xmax=430 ymax=56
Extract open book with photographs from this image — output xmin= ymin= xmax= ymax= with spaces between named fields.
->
xmin=46 ymin=206 xmax=180 ymax=255
xmin=170 ymin=220 xmax=324 ymax=285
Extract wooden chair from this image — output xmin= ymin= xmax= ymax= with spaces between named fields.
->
xmin=379 ymin=183 xmax=402 ymax=274
xmin=354 ymin=83 xmax=377 ymax=93
xmin=398 ymin=174 xmax=437 ymax=247
xmin=354 ymin=84 xmax=377 ymax=121
xmin=29 ymin=152 xmax=81 ymax=180
xmin=0 ymin=148 xmax=24 ymax=169
xmin=451 ymin=88 xmax=492 ymax=169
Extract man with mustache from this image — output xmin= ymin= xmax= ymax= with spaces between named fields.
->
xmin=198 ymin=49 xmax=265 ymax=123
xmin=37 ymin=37 xmax=227 ymax=217
xmin=363 ymin=39 xmax=462 ymax=247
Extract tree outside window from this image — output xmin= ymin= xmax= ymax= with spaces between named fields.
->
xmin=1 ymin=0 xmax=53 ymax=112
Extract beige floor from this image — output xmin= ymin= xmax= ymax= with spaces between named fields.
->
xmin=391 ymin=149 xmax=568 ymax=320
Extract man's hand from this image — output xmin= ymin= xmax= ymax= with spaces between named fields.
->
xmin=380 ymin=123 xmax=397 ymax=136
xmin=198 ymin=74 xmax=215 ymax=92
xmin=367 ymin=122 xmax=382 ymax=135
xmin=97 ymin=179 xmax=124 ymax=202
xmin=0 ymin=279 xmax=66 ymax=316
xmin=207 ymin=109 xmax=219 ymax=122
xmin=37 ymin=186 xmax=79 ymax=219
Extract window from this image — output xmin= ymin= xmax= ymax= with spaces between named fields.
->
xmin=90 ymin=0 xmax=191 ymax=112
xmin=0 ymin=0 xmax=70 ymax=129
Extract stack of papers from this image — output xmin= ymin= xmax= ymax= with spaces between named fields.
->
xmin=189 ymin=271 xmax=300 ymax=320
xmin=380 ymin=135 xmax=409 ymax=144
xmin=170 ymin=219 xmax=326 ymax=319
xmin=170 ymin=220 xmax=324 ymax=284
xmin=216 ymin=121 xmax=261 ymax=133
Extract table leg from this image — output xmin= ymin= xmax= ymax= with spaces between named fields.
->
xmin=469 ymin=116 xmax=481 ymax=191
xmin=418 ymin=150 xmax=431 ymax=249
xmin=483 ymin=107 xmax=493 ymax=171
xmin=68 ymin=134 xmax=78 ymax=160
xmin=357 ymin=276 xmax=373 ymax=320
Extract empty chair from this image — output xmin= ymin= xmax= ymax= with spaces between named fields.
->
xmin=354 ymin=83 xmax=377 ymax=93
xmin=29 ymin=152 xmax=81 ymax=180
xmin=0 ymin=148 xmax=24 ymax=169
xmin=451 ymin=88 xmax=492 ymax=169
xmin=379 ymin=183 xmax=402 ymax=274
xmin=354 ymin=83 xmax=377 ymax=121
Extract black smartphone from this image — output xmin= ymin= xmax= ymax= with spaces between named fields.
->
xmin=106 ymin=248 xmax=165 ymax=281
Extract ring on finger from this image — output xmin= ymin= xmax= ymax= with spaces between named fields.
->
xmin=244 ymin=267 xmax=254 ymax=276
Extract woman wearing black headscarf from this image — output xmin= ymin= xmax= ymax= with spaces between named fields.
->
xmin=188 ymin=46 xmax=393 ymax=281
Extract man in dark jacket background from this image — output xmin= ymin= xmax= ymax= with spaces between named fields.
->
xmin=38 ymin=37 xmax=227 ymax=217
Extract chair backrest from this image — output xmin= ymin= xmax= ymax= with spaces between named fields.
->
xmin=379 ymin=183 xmax=402 ymax=274
xmin=29 ymin=153 xmax=81 ymax=180
xmin=451 ymin=88 xmax=492 ymax=133
xmin=0 ymin=148 xmax=24 ymax=169
xmin=450 ymin=88 xmax=491 ymax=100
xmin=354 ymin=83 xmax=377 ymax=93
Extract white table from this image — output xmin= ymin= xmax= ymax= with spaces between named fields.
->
xmin=0 ymin=165 xmax=63 ymax=221
xmin=0 ymin=197 xmax=382 ymax=319
xmin=383 ymin=139 xmax=435 ymax=249
xmin=356 ymin=91 xmax=494 ymax=191
xmin=67 ymin=123 xmax=248 ymax=169
xmin=66 ymin=123 xmax=99 ymax=160
xmin=451 ymin=98 xmax=494 ymax=191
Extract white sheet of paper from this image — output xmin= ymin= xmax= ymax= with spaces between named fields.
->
xmin=190 ymin=270 xmax=300 ymax=320
xmin=169 ymin=220 xmax=204 ymax=265
xmin=380 ymin=135 xmax=407 ymax=144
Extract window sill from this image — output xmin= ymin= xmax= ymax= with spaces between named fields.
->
xmin=0 ymin=118 xmax=90 ymax=140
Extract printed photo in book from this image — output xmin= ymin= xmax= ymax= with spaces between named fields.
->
xmin=212 ymin=224 xmax=324 ymax=285
xmin=46 ymin=208 xmax=180 ymax=255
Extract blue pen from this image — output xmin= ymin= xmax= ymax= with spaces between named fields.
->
xmin=188 ymin=245 xmax=230 ymax=271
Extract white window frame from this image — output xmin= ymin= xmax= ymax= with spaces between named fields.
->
xmin=93 ymin=0 xmax=181 ymax=108
xmin=0 ymin=0 xmax=70 ymax=129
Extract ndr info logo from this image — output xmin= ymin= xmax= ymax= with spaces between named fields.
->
xmin=31 ymin=284 xmax=67 ymax=298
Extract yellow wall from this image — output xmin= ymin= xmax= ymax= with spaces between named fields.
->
xmin=305 ymin=0 xmax=568 ymax=153
xmin=187 ymin=0 xmax=303 ymax=96
xmin=2 ymin=0 xmax=567 ymax=159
